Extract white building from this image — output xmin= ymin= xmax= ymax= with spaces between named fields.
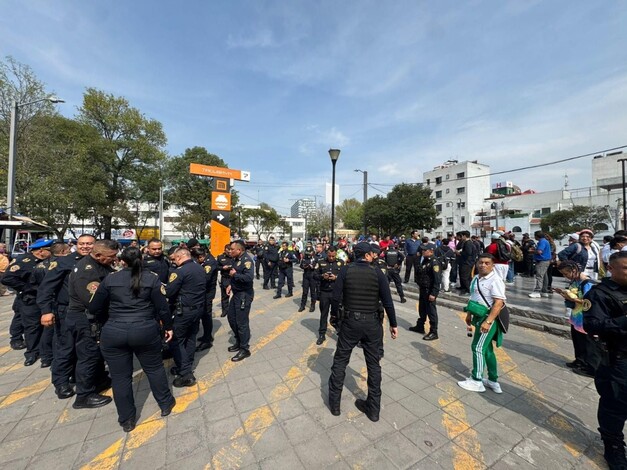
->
xmin=290 ymin=198 xmax=316 ymax=218
xmin=423 ymin=160 xmax=491 ymax=237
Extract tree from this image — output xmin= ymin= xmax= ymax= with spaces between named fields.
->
xmin=242 ymin=206 xmax=283 ymax=240
xmin=166 ymin=146 xmax=234 ymax=240
xmin=540 ymin=205 xmax=610 ymax=240
xmin=336 ymin=198 xmax=363 ymax=231
xmin=364 ymin=195 xmax=394 ymax=236
xmin=306 ymin=203 xmax=332 ymax=238
xmin=77 ymin=88 xmax=167 ymax=239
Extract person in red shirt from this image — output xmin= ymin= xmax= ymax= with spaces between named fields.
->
xmin=485 ymin=232 xmax=510 ymax=281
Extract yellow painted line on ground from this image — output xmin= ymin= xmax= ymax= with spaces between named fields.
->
xmin=210 ymin=340 xmax=324 ymax=469
xmin=0 ymin=345 xmax=12 ymax=356
xmin=83 ymin=304 xmax=304 ymax=470
xmin=0 ymin=378 xmax=49 ymax=408
xmin=0 ymin=361 xmax=24 ymax=374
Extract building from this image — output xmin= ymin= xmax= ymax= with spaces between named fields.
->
xmin=423 ymin=160 xmax=491 ymax=237
xmin=290 ymin=198 xmax=316 ymax=218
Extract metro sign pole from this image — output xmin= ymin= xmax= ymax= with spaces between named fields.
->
xmin=189 ymin=163 xmax=251 ymax=257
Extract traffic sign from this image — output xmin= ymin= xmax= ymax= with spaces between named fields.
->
xmin=189 ymin=163 xmax=251 ymax=181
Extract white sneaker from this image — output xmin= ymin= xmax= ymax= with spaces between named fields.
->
xmin=457 ymin=378 xmax=486 ymax=392
xmin=528 ymin=292 xmax=541 ymax=298
xmin=482 ymin=379 xmax=503 ymax=394
xmin=541 ymin=293 xmax=550 ymax=298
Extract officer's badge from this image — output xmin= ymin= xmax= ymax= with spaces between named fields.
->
xmin=85 ymin=264 xmax=93 ymax=270
xmin=582 ymin=299 xmax=592 ymax=312
xmin=22 ymin=258 xmax=30 ymax=263
xmin=169 ymin=273 xmax=177 ymax=283
xmin=160 ymin=285 xmax=166 ymax=295
xmin=9 ymin=259 xmax=15 ymax=265
xmin=433 ymin=265 xmax=440 ymax=273
xmin=337 ymin=262 xmax=342 ymax=266
xmin=244 ymin=261 xmax=252 ymax=269
xmin=86 ymin=281 xmax=99 ymax=293
xmin=48 ymin=261 xmax=58 ymax=271
xmin=204 ymin=265 xmax=212 ymax=273
xmin=9 ymin=265 xmax=20 ymax=272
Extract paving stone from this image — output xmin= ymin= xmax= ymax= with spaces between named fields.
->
xmin=398 ymin=393 xmax=439 ymax=418
xmin=0 ymin=430 xmax=47 ymax=462
xmin=454 ymin=417 xmax=524 ymax=467
xmin=344 ymin=445 xmax=397 ymax=468
xmin=120 ymin=440 xmax=167 ymax=470
xmin=380 ymin=401 xmax=420 ymax=430
xmin=167 ymin=407 xmax=205 ymax=436
xmin=250 ymin=423 xmax=291 ymax=461
xmin=3 ymin=411 xmax=58 ymax=442
xmin=29 ymin=442 xmax=83 ymax=470
xmin=426 ymin=441 xmax=486 ymax=469
xmin=165 ymin=428 xmax=209 ymax=464
xmin=228 ymin=376 xmax=258 ymax=397
xmin=259 ymin=447 xmax=305 ymax=470
xmin=326 ymin=421 xmax=372 ymax=458
xmin=204 ymin=415 xmax=242 ymax=446
xmin=234 ymin=389 xmax=269 ymax=414
xmin=37 ymin=418 xmax=93 ymax=454
xmin=281 ymin=412 xmax=325 ymax=445
xmin=269 ymin=396 xmax=306 ymax=421
xmin=512 ymin=430 xmax=580 ymax=468
xmin=400 ymin=418 xmax=452 ymax=454
xmin=293 ymin=432 xmax=342 ymax=467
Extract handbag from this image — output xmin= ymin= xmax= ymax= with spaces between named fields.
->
xmin=476 ymin=281 xmax=509 ymax=334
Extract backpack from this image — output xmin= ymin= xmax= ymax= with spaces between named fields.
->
xmin=496 ymin=240 xmax=512 ymax=262
xmin=434 ymin=246 xmax=452 ymax=270
xmin=510 ymin=243 xmax=523 ymax=262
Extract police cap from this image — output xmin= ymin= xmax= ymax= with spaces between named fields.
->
xmin=353 ymin=242 xmax=373 ymax=258
xmin=30 ymin=239 xmax=54 ymax=250
xmin=420 ymin=242 xmax=436 ymax=251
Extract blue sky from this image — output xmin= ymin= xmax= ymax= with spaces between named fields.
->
xmin=2 ymin=1 xmax=627 ymax=214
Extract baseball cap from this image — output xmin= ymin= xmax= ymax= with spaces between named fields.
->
xmin=421 ymin=242 xmax=436 ymax=251
xmin=353 ymin=242 xmax=373 ymax=258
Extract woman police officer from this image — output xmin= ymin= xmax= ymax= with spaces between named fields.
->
xmin=89 ymin=246 xmax=176 ymax=432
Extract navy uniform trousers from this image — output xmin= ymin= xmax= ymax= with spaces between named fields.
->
xmin=227 ymin=290 xmax=253 ymax=350
xmin=51 ymin=305 xmax=76 ymax=387
xmin=100 ymin=319 xmax=174 ymax=423
xmin=169 ymin=309 xmax=201 ymax=377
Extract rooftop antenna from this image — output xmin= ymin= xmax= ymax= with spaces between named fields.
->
xmin=563 ymin=172 xmax=569 ymax=190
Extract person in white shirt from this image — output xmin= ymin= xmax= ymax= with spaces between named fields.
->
xmin=458 ymin=253 xmax=507 ymax=394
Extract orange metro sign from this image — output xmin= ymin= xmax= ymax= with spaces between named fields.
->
xmin=189 ymin=163 xmax=251 ymax=181
xmin=211 ymin=192 xmax=232 ymax=211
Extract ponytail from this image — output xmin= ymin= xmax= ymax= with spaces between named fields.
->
xmin=120 ymin=246 xmax=143 ymax=297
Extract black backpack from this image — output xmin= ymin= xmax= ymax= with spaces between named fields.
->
xmin=434 ymin=245 xmax=452 ymax=270
xmin=496 ymin=240 xmax=511 ymax=262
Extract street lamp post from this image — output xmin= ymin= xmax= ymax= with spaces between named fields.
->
xmin=619 ymin=159 xmax=627 ymax=230
xmin=328 ymin=149 xmax=341 ymax=243
xmin=7 ymin=95 xmax=64 ymax=248
xmin=354 ymin=169 xmax=368 ymax=236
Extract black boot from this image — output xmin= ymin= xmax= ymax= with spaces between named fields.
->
xmin=309 ymin=302 xmax=316 ymax=312
xmin=316 ymin=334 xmax=325 ymax=345
xmin=603 ymin=438 xmax=627 ymax=470
xmin=298 ymin=304 xmax=306 ymax=312
xmin=285 ymin=292 xmax=293 ymax=298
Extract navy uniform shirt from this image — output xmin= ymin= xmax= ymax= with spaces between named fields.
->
xmin=37 ymin=253 xmax=83 ymax=312
xmin=89 ymin=269 xmax=173 ymax=330
xmin=278 ymin=249 xmax=298 ymax=267
xmin=416 ymin=256 xmax=442 ymax=297
xmin=300 ymin=255 xmax=316 ymax=273
xmin=3 ymin=253 xmax=48 ymax=302
xmin=230 ymin=253 xmax=255 ymax=294
xmin=143 ymin=254 xmax=170 ymax=284
xmin=67 ymin=255 xmax=115 ymax=315
xmin=165 ymin=258 xmax=206 ymax=311
xmin=331 ymin=260 xmax=397 ymax=327
xmin=314 ymin=258 xmax=344 ymax=292
xmin=375 ymin=258 xmax=388 ymax=276
xmin=583 ymin=278 xmax=627 ymax=353
xmin=265 ymin=243 xmax=280 ymax=263
xmin=217 ymin=252 xmax=233 ymax=286
xmin=202 ymin=254 xmax=219 ymax=298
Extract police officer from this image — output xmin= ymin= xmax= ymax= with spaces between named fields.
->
xmin=409 ymin=243 xmax=442 ymax=341
xmin=89 ymin=246 xmax=176 ymax=432
xmin=383 ymin=243 xmax=407 ymax=303
xmin=38 ymin=234 xmax=96 ymax=399
xmin=217 ymin=244 xmax=233 ymax=317
xmin=165 ymin=247 xmax=206 ymax=387
xmin=252 ymin=240 xmax=265 ymax=280
xmin=299 ymin=244 xmax=317 ymax=313
xmin=583 ymin=251 xmax=627 ymax=469
xmin=3 ymin=239 xmax=53 ymax=366
xmin=274 ymin=241 xmax=298 ymax=298
xmin=226 ymin=240 xmax=255 ymax=362
xmin=313 ymin=246 xmax=344 ymax=345
xmin=328 ymin=242 xmax=398 ymax=421
xmin=263 ymin=236 xmax=279 ymax=290
xmin=66 ymin=239 xmax=119 ymax=409
xmin=191 ymin=246 xmax=218 ymax=351
xmin=143 ymin=238 xmax=170 ymax=284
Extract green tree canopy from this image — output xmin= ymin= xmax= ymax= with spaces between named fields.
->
xmin=540 ymin=205 xmax=610 ymax=240
xmin=336 ymin=198 xmax=363 ymax=231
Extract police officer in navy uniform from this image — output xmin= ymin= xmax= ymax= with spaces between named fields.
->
xmin=299 ymin=244 xmax=317 ymax=312
xmin=409 ymin=243 xmax=442 ymax=341
xmin=263 ymin=236 xmax=279 ymax=290
xmin=3 ymin=239 xmax=53 ymax=366
xmin=252 ymin=240 xmax=265 ymax=280
xmin=66 ymin=239 xmax=119 ymax=409
xmin=191 ymin=246 xmax=219 ymax=351
xmin=89 ymin=246 xmax=176 ymax=432
xmin=313 ymin=246 xmax=344 ymax=345
xmin=226 ymin=240 xmax=255 ymax=362
xmin=143 ymin=238 xmax=170 ymax=284
xmin=583 ymin=251 xmax=627 ymax=469
xmin=38 ymin=234 xmax=96 ymax=399
xmin=275 ymin=241 xmax=298 ymax=298
xmin=217 ymin=244 xmax=233 ymax=317
xmin=328 ymin=242 xmax=398 ymax=421
xmin=384 ymin=242 xmax=407 ymax=303
xmin=165 ymin=247 xmax=206 ymax=387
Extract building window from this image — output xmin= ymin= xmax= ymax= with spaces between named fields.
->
xmin=458 ymin=202 xmax=466 ymax=208
xmin=435 ymin=204 xmax=442 ymax=213
xmin=435 ymin=177 xmax=442 ymax=185
xmin=541 ymin=207 xmax=550 ymax=215
xmin=435 ymin=190 xmax=442 ymax=199
xmin=457 ymin=187 xmax=465 ymax=194
xmin=457 ymin=172 xmax=465 ymax=179
xmin=512 ymin=226 xmax=522 ymax=232
xmin=446 ymin=188 xmax=450 ymax=194
xmin=446 ymin=174 xmax=450 ymax=180
xmin=461 ymin=216 xmax=466 ymax=224
xmin=446 ymin=217 xmax=453 ymax=226
xmin=426 ymin=179 xmax=430 ymax=186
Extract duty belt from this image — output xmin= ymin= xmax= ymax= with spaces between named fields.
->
xmin=345 ymin=310 xmax=377 ymax=320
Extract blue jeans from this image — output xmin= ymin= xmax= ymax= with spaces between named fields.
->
xmin=506 ymin=261 xmax=514 ymax=282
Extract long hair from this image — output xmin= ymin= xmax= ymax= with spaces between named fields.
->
xmin=120 ymin=246 xmax=143 ymax=297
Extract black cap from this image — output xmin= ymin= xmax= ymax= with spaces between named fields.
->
xmin=353 ymin=242 xmax=373 ymax=258
xmin=421 ymin=242 xmax=436 ymax=251
xmin=187 ymin=238 xmax=200 ymax=249
xmin=371 ymin=244 xmax=381 ymax=255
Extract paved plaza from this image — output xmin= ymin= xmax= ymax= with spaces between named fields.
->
xmin=0 ymin=278 xmax=607 ymax=469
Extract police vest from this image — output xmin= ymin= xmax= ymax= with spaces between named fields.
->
xmin=343 ymin=263 xmax=380 ymax=313
xmin=385 ymin=250 xmax=399 ymax=267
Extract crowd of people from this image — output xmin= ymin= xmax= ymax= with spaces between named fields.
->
xmin=3 ymin=228 xmax=627 ymax=469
